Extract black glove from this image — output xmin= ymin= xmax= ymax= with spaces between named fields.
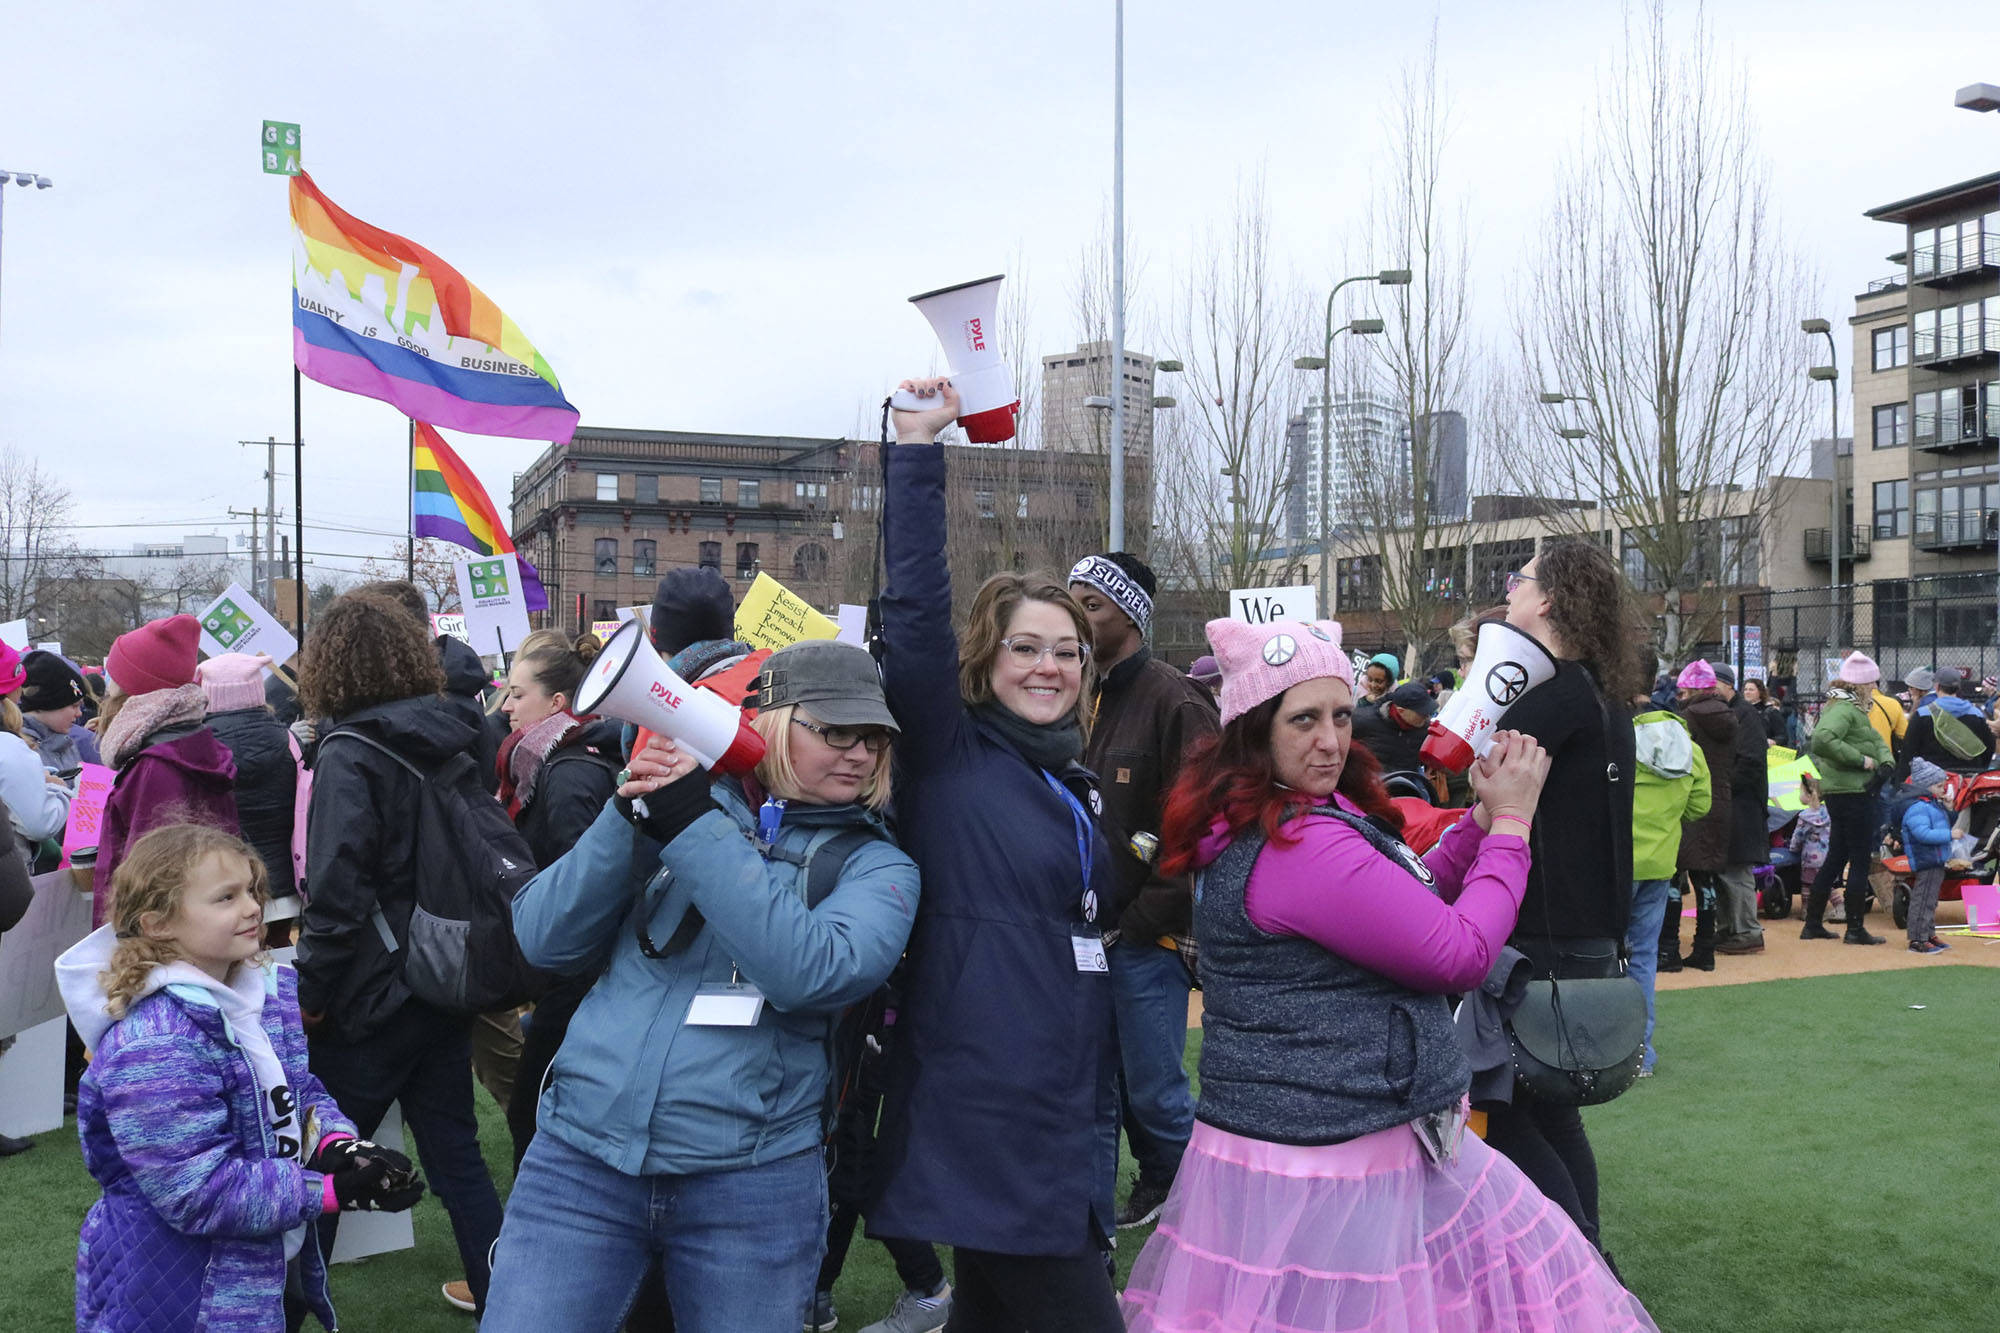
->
xmin=326 ymin=1155 xmax=427 ymax=1212
xmin=651 ymin=567 xmax=735 ymax=656
xmin=308 ymin=1134 xmax=412 ymax=1178
xmin=619 ymin=766 xmax=717 ymax=845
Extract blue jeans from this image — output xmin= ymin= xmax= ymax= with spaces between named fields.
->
xmin=483 ymin=1130 xmax=826 ymax=1333
xmin=1108 ymin=939 xmax=1194 ymax=1184
xmin=1625 ymin=879 xmax=1672 ymax=1072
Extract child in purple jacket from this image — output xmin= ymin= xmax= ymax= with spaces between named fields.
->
xmin=56 ymin=824 xmax=424 ymax=1333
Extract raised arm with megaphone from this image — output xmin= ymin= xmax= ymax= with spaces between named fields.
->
xmin=1420 ymin=621 xmax=1559 ymax=773
xmin=886 ymin=275 xmax=1019 ymax=443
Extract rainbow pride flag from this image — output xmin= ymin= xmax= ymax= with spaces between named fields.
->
xmin=291 ymin=172 xmax=578 ymax=442
xmin=413 ymin=422 xmax=549 ymax=610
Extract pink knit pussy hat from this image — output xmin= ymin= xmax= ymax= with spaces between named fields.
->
xmin=1838 ymin=651 xmax=1881 ymax=685
xmin=197 ymin=653 xmax=273 ymax=713
xmin=1206 ymin=617 xmax=1356 ymax=727
xmin=1675 ymin=659 xmax=1717 ymax=690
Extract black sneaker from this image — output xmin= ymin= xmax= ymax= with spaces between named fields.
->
xmin=1843 ymin=927 xmax=1885 ymax=946
xmin=1115 ymin=1177 xmax=1172 ymax=1230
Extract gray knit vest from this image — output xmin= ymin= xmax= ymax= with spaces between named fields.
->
xmin=1194 ymin=808 xmax=1469 ymax=1146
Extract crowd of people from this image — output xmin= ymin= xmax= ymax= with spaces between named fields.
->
xmin=53 ymin=374 xmax=2000 ymax=1328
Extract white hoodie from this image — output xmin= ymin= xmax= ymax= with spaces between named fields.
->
xmin=57 ymin=924 xmax=310 ymax=1259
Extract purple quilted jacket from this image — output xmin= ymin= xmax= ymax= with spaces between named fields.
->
xmin=75 ymin=966 xmax=351 ymax=1332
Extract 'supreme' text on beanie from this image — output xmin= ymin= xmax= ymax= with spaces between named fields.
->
xmin=1068 ymin=555 xmax=1154 ymax=636
xmin=1838 ymin=651 xmax=1881 ymax=685
xmin=107 ymin=614 xmax=202 ymax=698
xmin=1205 ymin=617 xmax=1357 ymax=728
xmin=197 ymin=653 xmax=274 ymax=713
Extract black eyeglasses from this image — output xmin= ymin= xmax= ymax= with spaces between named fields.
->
xmin=792 ymin=716 xmax=893 ymax=754
xmin=1504 ymin=571 xmax=1539 ymax=595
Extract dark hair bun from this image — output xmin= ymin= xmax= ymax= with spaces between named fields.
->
xmin=573 ymin=634 xmax=603 ymax=667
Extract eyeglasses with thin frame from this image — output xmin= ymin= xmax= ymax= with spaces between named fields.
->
xmin=791 ymin=716 xmax=894 ymax=754
xmin=1000 ymin=636 xmax=1090 ymax=669
xmin=1504 ymin=571 xmax=1539 ymax=595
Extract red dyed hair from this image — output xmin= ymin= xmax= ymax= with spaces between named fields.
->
xmin=1158 ymin=693 xmax=1401 ymax=877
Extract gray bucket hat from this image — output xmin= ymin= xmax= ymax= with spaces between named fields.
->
xmin=755 ymin=640 xmax=899 ymax=732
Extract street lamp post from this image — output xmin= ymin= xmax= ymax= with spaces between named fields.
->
xmin=1802 ymin=318 xmax=1841 ymax=667
xmin=1293 ymin=270 xmax=1407 ymax=618
xmin=1537 ymin=391 xmax=1602 ymax=536
xmin=1108 ymin=0 xmax=1129 ymax=550
xmin=1957 ymin=80 xmax=1999 ymax=661
xmin=0 ymin=169 xmax=55 ymax=359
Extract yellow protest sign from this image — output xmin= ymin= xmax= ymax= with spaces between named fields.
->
xmin=733 ymin=573 xmax=838 ymax=651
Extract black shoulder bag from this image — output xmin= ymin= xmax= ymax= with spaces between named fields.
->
xmin=1507 ymin=691 xmax=1647 ymax=1107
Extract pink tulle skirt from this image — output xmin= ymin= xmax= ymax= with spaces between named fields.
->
xmin=1121 ymin=1119 xmax=1658 ymax=1333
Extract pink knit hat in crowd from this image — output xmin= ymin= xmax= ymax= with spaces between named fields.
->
xmin=0 ymin=641 xmax=23 ymax=696
xmin=197 ymin=652 xmax=272 ymax=713
xmin=106 ymin=614 xmax=202 ymax=697
xmin=1675 ymin=659 xmax=1717 ymax=690
xmin=1205 ymin=617 xmax=1357 ymax=727
xmin=1838 ymin=651 xmax=1881 ymax=685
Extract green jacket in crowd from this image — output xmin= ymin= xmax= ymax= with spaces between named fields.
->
xmin=1631 ymin=709 xmax=1713 ymax=881
xmin=1809 ymin=694 xmax=1895 ymax=795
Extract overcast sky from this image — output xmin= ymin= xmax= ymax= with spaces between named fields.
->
xmin=1 ymin=2 xmax=1993 ymax=583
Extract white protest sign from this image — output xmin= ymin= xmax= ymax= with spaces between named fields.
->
xmin=197 ymin=583 xmax=300 ymax=668
xmin=1726 ymin=625 xmax=1764 ymax=682
xmin=429 ymin=612 xmax=470 ymax=645
xmin=0 ymin=869 xmax=94 ymax=1042
xmin=453 ymin=553 xmax=532 ymax=656
xmin=1227 ymin=585 xmax=1318 ymax=624
xmin=835 ymin=604 xmax=869 ymax=647
xmin=35 ymin=641 xmax=60 ymax=655
xmin=0 ymin=620 xmax=28 ymax=651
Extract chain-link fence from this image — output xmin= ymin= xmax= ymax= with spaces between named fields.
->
xmin=1730 ymin=572 xmax=2000 ymax=701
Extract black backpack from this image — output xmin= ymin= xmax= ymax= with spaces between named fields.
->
xmin=321 ymin=730 xmax=550 ymax=1015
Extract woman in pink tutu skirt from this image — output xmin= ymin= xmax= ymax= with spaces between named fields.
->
xmin=1123 ymin=617 xmax=1657 ymax=1333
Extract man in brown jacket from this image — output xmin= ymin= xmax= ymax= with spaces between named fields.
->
xmin=1069 ymin=553 xmax=1219 ymax=1229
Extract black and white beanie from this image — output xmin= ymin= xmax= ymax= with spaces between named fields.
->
xmin=1068 ymin=554 xmax=1155 ymax=637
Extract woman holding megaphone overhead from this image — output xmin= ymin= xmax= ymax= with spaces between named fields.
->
xmin=1480 ymin=541 xmax=1642 ymax=1268
xmin=867 ymin=378 xmax=1128 ymax=1332
xmin=481 ymin=614 xmax=922 ymax=1333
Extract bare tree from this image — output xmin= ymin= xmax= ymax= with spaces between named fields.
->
xmin=358 ymin=538 xmax=467 ymax=612
xmin=0 ymin=449 xmax=84 ymax=623
xmin=1337 ymin=29 xmax=1477 ymax=669
xmin=1152 ymin=177 xmax=1311 ymax=594
xmin=143 ymin=554 xmax=238 ymax=616
xmin=1499 ymin=1 xmax=1817 ymax=655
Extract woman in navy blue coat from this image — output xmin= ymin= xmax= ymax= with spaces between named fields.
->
xmin=868 ymin=379 xmax=1124 ymax=1331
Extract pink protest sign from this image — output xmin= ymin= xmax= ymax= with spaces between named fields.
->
xmin=60 ymin=763 xmax=115 ymax=869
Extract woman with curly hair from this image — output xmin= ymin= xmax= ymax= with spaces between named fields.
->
xmin=1480 ymin=538 xmax=1641 ymax=1266
xmin=292 ymin=592 xmax=506 ymax=1319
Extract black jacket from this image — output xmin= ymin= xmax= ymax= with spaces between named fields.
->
xmin=294 ymin=694 xmax=481 ymax=1040
xmin=1677 ymin=696 xmax=1735 ymax=873
xmin=1906 ymin=704 xmax=1996 ymax=773
xmin=1726 ymin=695 xmax=1772 ymax=865
xmin=1503 ymin=659 xmax=1636 ymax=944
xmin=207 ymin=706 xmax=299 ymax=895
xmin=1084 ymin=648 xmax=1219 ymax=943
xmin=515 ymin=719 xmax=621 ymax=868
xmin=437 ymin=635 xmax=502 ymax=795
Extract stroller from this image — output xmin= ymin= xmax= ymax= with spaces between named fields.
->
xmin=1881 ymin=770 xmax=2000 ymax=929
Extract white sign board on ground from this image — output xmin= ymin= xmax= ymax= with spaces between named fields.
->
xmin=0 ymin=1018 xmax=66 ymax=1138
xmin=197 ymin=583 xmax=300 ymax=668
xmin=0 ymin=869 xmax=95 ymax=1042
xmin=453 ymin=554 xmax=532 ymax=657
xmin=1227 ymin=585 xmax=1318 ymax=624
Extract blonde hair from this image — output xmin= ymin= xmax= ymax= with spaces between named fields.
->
xmin=0 ymin=694 xmax=23 ymax=739
xmin=89 ymin=685 xmax=127 ymax=739
xmin=956 ymin=571 xmax=1097 ymax=734
xmin=749 ymin=703 xmax=893 ymax=812
xmin=100 ymin=825 xmax=269 ymax=1019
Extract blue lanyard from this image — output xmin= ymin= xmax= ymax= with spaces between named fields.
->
xmin=1042 ymin=770 xmax=1097 ymax=925
xmin=757 ymin=797 xmax=788 ymax=848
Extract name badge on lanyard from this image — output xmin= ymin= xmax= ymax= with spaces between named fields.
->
xmin=1044 ymin=770 xmax=1107 ymax=974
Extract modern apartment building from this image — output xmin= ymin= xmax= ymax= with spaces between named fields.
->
xmin=1039 ymin=340 xmax=1157 ymax=458
xmin=1287 ymin=393 xmax=1468 ymax=540
xmin=1846 ymin=170 xmax=2000 ymax=655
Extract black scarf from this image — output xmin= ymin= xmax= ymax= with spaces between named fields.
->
xmin=972 ymin=701 xmax=1083 ymax=772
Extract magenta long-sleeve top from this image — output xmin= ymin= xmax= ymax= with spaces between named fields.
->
xmin=1239 ymin=794 xmax=1531 ymax=994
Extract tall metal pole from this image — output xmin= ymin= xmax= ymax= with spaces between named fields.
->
xmin=1319 ymin=295 xmax=1334 ymax=619
xmin=1107 ymin=0 xmax=1127 ymax=552
xmin=293 ymin=369 xmax=306 ymax=635
xmin=265 ymin=436 xmax=277 ymax=605
xmin=1828 ymin=370 xmax=1841 ymax=645
xmin=406 ymin=418 xmax=417 ymax=582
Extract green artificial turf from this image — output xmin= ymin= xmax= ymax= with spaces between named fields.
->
xmin=3 ymin=966 xmax=1993 ymax=1331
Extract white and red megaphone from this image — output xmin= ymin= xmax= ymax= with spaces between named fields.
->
xmin=1420 ymin=620 xmax=1558 ymax=773
xmin=888 ymin=274 xmax=1019 ymax=443
xmin=575 ymin=620 xmax=766 ymax=776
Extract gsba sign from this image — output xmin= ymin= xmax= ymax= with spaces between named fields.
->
xmin=1228 ymin=585 xmax=1316 ymax=624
